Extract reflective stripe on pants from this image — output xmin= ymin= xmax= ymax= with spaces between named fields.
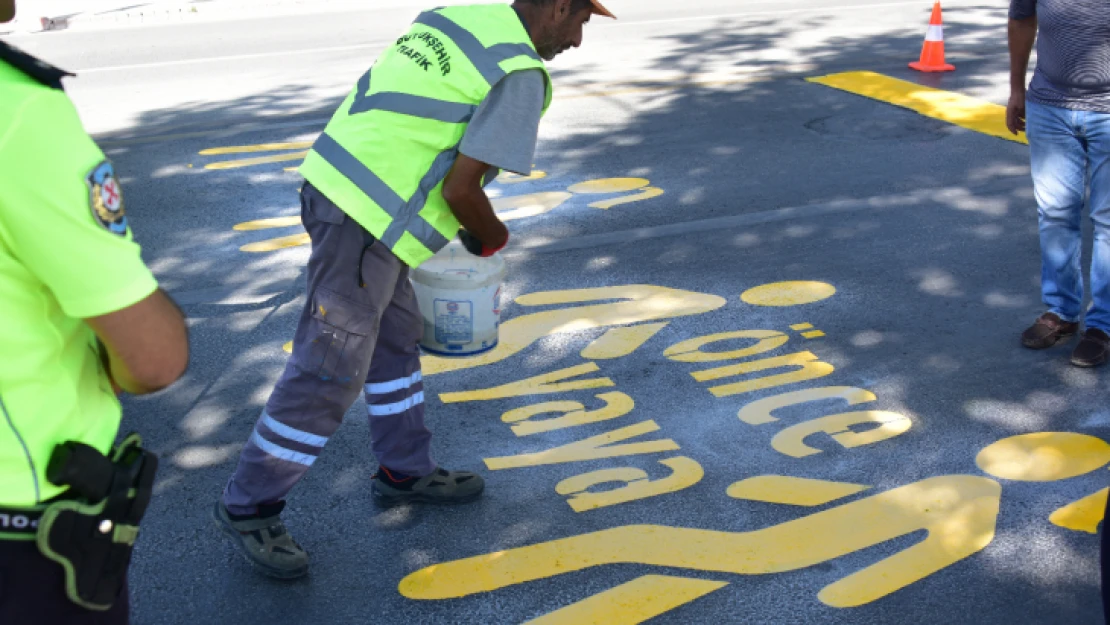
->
xmin=223 ymin=183 xmax=435 ymax=515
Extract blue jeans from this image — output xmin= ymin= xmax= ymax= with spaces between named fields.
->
xmin=1026 ymin=99 xmax=1110 ymax=331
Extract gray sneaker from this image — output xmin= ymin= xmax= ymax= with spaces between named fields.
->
xmin=212 ymin=500 xmax=308 ymax=579
xmin=371 ymin=467 xmax=485 ymax=508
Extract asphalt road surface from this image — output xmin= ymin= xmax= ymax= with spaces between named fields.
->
xmin=6 ymin=1 xmax=1108 ymax=623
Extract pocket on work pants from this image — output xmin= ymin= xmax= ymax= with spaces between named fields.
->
xmin=301 ymin=182 xmax=347 ymax=227
xmin=293 ymin=286 xmax=380 ymax=387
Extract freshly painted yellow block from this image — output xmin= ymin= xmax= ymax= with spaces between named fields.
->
xmin=727 ymin=475 xmax=869 ymax=506
xmin=807 ymin=71 xmax=1028 ymax=145
xmin=1050 ymin=487 xmax=1108 ymax=534
xmin=525 ymin=575 xmax=728 ymax=625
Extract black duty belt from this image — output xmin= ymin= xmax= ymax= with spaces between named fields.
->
xmin=0 ymin=491 xmax=79 ymax=539
xmin=1 ymin=434 xmax=158 ymax=611
xmin=0 ymin=505 xmax=45 ymax=537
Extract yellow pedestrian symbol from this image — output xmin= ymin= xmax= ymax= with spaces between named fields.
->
xmin=397 ymin=432 xmax=1110 ymax=619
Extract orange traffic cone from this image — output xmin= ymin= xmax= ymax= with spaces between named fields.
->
xmin=910 ymin=1 xmax=955 ymax=72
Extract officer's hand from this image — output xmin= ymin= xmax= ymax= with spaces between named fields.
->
xmin=459 ymin=229 xmax=507 ymax=257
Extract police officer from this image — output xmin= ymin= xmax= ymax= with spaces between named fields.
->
xmin=0 ymin=1 xmax=190 ymax=622
xmin=214 ymin=0 xmax=614 ymax=578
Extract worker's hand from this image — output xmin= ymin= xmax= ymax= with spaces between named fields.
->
xmin=459 ymin=229 xmax=507 ymax=257
xmin=443 ymin=155 xmax=510 ymax=252
xmin=1006 ymin=90 xmax=1026 ymax=135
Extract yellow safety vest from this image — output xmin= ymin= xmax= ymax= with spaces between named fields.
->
xmin=1 ymin=42 xmax=158 ymax=515
xmin=299 ymin=3 xmax=553 ymax=268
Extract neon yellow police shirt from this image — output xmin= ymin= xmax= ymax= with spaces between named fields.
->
xmin=0 ymin=57 xmax=159 ymax=507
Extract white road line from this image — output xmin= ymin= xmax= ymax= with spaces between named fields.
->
xmin=75 ymin=0 xmax=929 ymax=73
xmin=505 ymin=177 xmax=1028 ymax=257
xmin=610 ymin=1 xmax=931 ymax=27
xmin=76 ymin=41 xmax=391 ymax=73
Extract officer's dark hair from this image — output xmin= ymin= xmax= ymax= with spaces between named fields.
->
xmin=516 ymin=0 xmax=595 ymax=13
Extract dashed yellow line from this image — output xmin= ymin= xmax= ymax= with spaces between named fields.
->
xmin=200 ymin=141 xmax=313 ymax=155
xmin=233 ymin=216 xmax=302 ymax=231
xmin=240 ymin=232 xmax=310 ymax=252
xmin=807 ymin=71 xmax=1027 ymax=145
xmin=205 ymin=151 xmax=308 ymax=170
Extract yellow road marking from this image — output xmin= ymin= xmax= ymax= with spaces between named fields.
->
xmin=398 ymin=475 xmax=1001 ymax=608
xmin=498 ymin=170 xmax=548 ymax=184
xmin=1049 ymin=487 xmax=1108 ymax=534
xmin=568 ymin=178 xmax=650 ymax=194
xmin=807 ymin=71 xmax=1028 ymax=145
xmin=589 ymin=187 xmax=664 ymax=210
xmin=206 ymin=151 xmax=308 ymax=170
xmin=727 ymin=475 xmax=869 ymax=506
xmin=976 ymin=432 xmax=1110 ymax=481
xmin=666 ymin=330 xmax=789 ymax=364
xmin=580 ymin=323 xmax=669 ymax=359
xmin=200 ymin=142 xmax=313 ymax=155
xmin=424 ymin=286 xmax=726 ymax=377
xmin=556 ymin=457 xmax=704 ymax=513
xmin=240 ymin=232 xmax=310 ymax=253
xmin=504 ymin=392 xmax=635 ymax=438
xmin=492 ymin=191 xmax=573 ymax=222
xmin=234 ymin=216 xmax=302 ymax=231
xmin=525 ymin=575 xmax=728 ymax=625
xmin=741 ymin=281 xmax=837 ymax=307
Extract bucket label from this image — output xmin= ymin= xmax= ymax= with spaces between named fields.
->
xmin=434 ymin=299 xmax=473 ymax=344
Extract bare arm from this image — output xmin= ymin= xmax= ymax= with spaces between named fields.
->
xmin=84 ymin=288 xmax=189 ymax=395
xmin=442 ymin=154 xmax=509 ymax=254
xmin=1007 ymin=16 xmax=1038 ymax=134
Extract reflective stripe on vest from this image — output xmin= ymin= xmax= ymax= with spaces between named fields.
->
xmin=346 ymin=68 xmax=478 ymax=123
xmin=311 ymin=133 xmax=451 ymax=251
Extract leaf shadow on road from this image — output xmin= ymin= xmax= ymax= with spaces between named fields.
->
xmin=96 ymin=4 xmax=1109 ymax=624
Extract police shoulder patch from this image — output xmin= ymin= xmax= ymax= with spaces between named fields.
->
xmin=86 ymin=160 xmax=128 ymax=236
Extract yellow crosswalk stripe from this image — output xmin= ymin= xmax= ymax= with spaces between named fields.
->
xmin=807 ymin=71 xmax=1027 ymax=145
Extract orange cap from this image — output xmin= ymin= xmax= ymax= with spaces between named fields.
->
xmin=590 ymin=0 xmax=616 ymax=18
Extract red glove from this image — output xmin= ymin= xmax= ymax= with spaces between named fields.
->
xmin=459 ymin=230 xmax=507 ymax=257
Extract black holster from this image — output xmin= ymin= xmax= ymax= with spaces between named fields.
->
xmin=36 ymin=433 xmax=158 ymax=611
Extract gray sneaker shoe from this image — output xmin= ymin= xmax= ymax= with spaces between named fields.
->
xmin=371 ymin=467 xmax=485 ymax=508
xmin=212 ymin=500 xmax=308 ymax=579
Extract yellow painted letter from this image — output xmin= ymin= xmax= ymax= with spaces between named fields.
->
xmin=399 ymin=475 xmax=1001 ymax=609
xmin=665 ymin=330 xmax=788 ymax=363
xmin=770 ymin=411 xmax=913 ymax=458
xmin=440 ymin=363 xmax=614 ymax=404
xmin=423 ymin=286 xmax=727 ymax=375
xmin=692 ymin=352 xmax=835 ymax=398
xmin=737 ymin=386 xmax=877 ymax=425
xmin=556 ymin=457 xmax=704 ymax=512
xmin=504 ymin=392 xmax=636 ymax=437
xmin=484 ymin=421 xmax=680 ymax=470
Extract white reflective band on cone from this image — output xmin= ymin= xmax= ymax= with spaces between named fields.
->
xmin=926 ymin=24 xmax=944 ymax=41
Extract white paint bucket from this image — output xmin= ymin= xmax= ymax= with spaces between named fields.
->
xmin=410 ymin=241 xmax=507 ymax=357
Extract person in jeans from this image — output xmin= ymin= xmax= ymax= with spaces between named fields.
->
xmin=1008 ymin=0 xmax=1110 ymax=367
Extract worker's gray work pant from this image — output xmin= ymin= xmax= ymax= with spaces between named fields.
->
xmin=223 ymin=183 xmax=436 ymax=515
